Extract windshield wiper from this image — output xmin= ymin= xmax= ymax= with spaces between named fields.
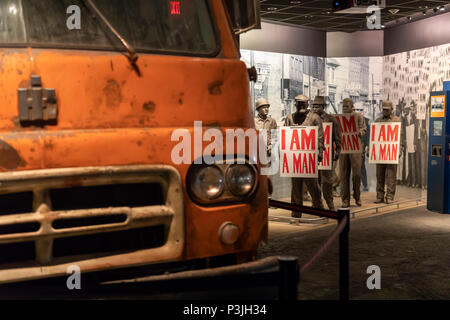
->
xmin=82 ymin=0 xmax=141 ymax=76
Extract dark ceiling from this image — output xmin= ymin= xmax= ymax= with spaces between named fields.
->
xmin=260 ymin=0 xmax=450 ymax=32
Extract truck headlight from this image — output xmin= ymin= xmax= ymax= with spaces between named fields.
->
xmin=190 ymin=165 xmax=224 ymax=201
xmin=187 ymin=158 xmax=258 ymax=205
xmin=226 ymin=164 xmax=256 ymax=197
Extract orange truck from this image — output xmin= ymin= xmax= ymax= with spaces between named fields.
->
xmin=0 ymin=0 xmax=268 ymax=285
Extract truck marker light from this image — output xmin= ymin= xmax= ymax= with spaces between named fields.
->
xmin=219 ymin=222 xmax=240 ymax=245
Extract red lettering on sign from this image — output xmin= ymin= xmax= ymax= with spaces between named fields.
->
xmin=378 ymin=125 xmax=386 ymax=142
xmin=323 ymin=125 xmax=330 ymax=144
xmin=322 ymin=147 xmax=330 ymax=167
xmin=170 ymin=1 xmax=181 ymax=15
xmin=342 ymin=116 xmax=357 ymax=133
xmin=301 ymin=129 xmax=315 ymax=150
xmin=371 ymin=124 xmax=375 ymax=142
xmin=302 ymin=153 xmax=308 ymax=173
xmin=387 ymin=124 xmax=399 ymax=142
xmin=371 ymin=146 xmax=377 ymax=160
xmin=282 ymin=153 xmax=289 ymax=173
xmin=379 ymin=144 xmax=387 ymax=160
xmin=308 ymin=153 xmax=316 ymax=174
xmin=293 ymin=153 xmax=301 ymax=173
xmin=290 ymin=129 xmax=300 ymax=150
xmin=281 ymin=129 xmax=285 ymax=150
xmin=343 ymin=134 xmax=358 ymax=151
xmin=392 ymin=144 xmax=398 ymax=161
xmin=351 ymin=134 xmax=360 ymax=150
xmin=342 ymin=135 xmax=348 ymax=150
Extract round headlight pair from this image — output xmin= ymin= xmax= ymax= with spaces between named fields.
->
xmin=189 ymin=164 xmax=256 ymax=203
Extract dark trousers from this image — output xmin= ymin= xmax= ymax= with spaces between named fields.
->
xmin=376 ymin=164 xmax=397 ymax=200
xmin=291 ymin=177 xmax=323 ymax=215
xmin=361 ymin=153 xmax=368 ymax=189
xmin=320 ymin=169 xmax=335 ymax=211
xmin=340 ymin=153 xmax=362 ymax=204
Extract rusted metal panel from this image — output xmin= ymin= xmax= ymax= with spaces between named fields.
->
xmin=0 ymin=0 xmax=268 ymax=283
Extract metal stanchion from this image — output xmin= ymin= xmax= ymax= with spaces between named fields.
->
xmin=278 ymin=256 xmax=299 ymax=300
xmin=338 ymin=208 xmax=350 ymax=300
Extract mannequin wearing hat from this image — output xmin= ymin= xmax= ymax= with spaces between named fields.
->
xmin=339 ymin=98 xmax=367 ymax=207
xmin=374 ymin=101 xmax=403 ymax=204
xmin=254 ymin=98 xmax=278 ymax=157
xmin=284 ymin=94 xmax=325 ymax=217
xmin=312 ymin=96 xmax=342 ymax=211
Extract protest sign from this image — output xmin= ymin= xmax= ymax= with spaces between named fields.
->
xmin=369 ymin=122 xmax=401 ymax=164
xmin=279 ymin=126 xmax=318 ymax=178
xmin=318 ymin=122 xmax=332 ymax=170
xmin=334 ymin=114 xmax=362 ymax=154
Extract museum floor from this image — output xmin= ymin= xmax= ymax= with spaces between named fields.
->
xmin=260 ymin=187 xmax=449 ymax=300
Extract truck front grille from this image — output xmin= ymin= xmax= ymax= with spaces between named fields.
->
xmin=52 ymin=225 xmax=166 ymax=258
xmin=50 ymin=183 xmax=164 ymax=211
xmin=0 ymin=192 xmax=34 ymax=216
xmin=0 ymin=165 xmax=184 ymax=283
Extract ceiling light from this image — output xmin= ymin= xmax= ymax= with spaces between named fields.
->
xmin=290 ymin=0 xmax=301 ymax=4
xmin=389 ymin=9 xmax=400 ymax=14
xmin=381 ymin=24 xmax=385 ymax=28
xmin=267 ymin=7 xmax=278 ymax=11
xmin=422 ymin=11 xmax=426 ymax=15
xmin=439 ymin=6 xmax=445 ymax=11
xmin=407 ymin=16 xmax=412 ymax=21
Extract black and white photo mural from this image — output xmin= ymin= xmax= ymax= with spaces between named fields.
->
xmin=240 ymin=49 xmax=326 ymax=126
xmin=240 ymin=49 xmax=383 ymax=198
xmin=241 ymin=44 xmax=449 ymax=201
xmin=382 ymin=43 xmax=450 ymax=190
xmin=327 ymin=57 xmax=383 ymax=123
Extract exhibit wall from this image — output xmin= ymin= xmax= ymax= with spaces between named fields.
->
xmin=382 ymin=43 xmax=450 ymax=189
xmin=240 ymin=49 xmax=326 ymax=125
xmin=241 ymin=49 xmax=383 ymax=198
xmin=241 ymin=43 xmax=449 ymax=200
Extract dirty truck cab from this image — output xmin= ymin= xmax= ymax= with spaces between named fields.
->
xmin=0 ymin=0 xmax=266 ymax=284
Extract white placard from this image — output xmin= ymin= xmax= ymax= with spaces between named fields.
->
xmin=368 ymin=122 xmax=402 ymax=164
xmin=334 ymin=114 xmax=363 ymax=154
xmin=279 ymin=126 xmax=318 ymax=178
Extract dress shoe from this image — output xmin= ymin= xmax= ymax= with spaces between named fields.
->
xmin=355 ymin=199 xmax=362 ymax=207
xmin=291 ymin=212 xmax=302 ymax=218
xmin=385 ymin=198 xmax=393 ymax=204
xmin=374 ymin=199 xmax=384 ymax=204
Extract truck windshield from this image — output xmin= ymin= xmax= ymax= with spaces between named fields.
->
xmin=0 ymin=0 xmax=218 ymax=56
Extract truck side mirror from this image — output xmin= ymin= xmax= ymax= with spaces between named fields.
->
xmin=224 ymin=0 xmax=261 ymax=35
